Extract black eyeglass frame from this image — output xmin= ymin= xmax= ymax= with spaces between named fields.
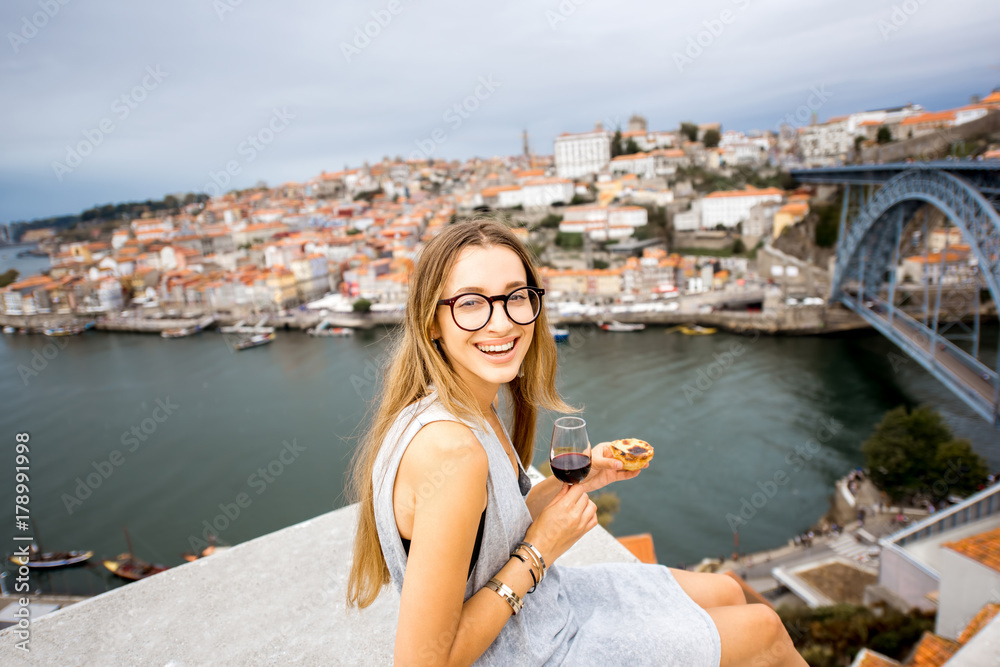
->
xmin=436 ymin=286 xmax=546 ymax=332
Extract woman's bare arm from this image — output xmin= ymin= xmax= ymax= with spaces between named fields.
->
xmin=394 ymin=421 xmax=536 ymax=667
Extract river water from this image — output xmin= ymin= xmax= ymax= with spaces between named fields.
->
xmin=0 ymin=323 xmax=997 ymax=596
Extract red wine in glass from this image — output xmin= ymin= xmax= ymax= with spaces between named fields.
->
xmin=550 ymin=417 xmax=592 ymax=485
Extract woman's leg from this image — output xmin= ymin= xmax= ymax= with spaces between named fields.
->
xmin=668 ymin=568 xmax=746 ymax=609
xmin=706 ymin=605 xmax=807 ymax=667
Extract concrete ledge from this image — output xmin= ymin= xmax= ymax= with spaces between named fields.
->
xmin=0 ymin=491 xmax=639 ymax=665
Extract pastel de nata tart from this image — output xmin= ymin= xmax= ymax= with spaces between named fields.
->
xmin=608 ymin=438 xmax=654 ymax=471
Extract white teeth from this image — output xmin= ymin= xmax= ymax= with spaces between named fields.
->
xmin=476 ymin=340 xmax=515 ymax=353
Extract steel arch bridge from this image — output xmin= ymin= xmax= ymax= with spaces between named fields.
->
xmin=791 ymin=162 xmax=1000 ymax=427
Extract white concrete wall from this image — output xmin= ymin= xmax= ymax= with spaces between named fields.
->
xmin=936 ymin=548 xmax=1000 ymax=640
xmin=877 ymin=545 xmax=939 ymax=612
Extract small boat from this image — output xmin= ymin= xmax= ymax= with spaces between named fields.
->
xmin=2 ymin=326 xmax=14 ymax=334
xmin=43 ymin=325 xmax=84 ymax=337
xmin=679 ymin=325 xmax=717 ymax=336
xmin=307 ymin=326 xmax=354 ymax=337
xmin=9 ymin=548 xmax=94 ymax=569
xmin=550 ymin=327 xmax=570 ymax=343
xmin=102 ymin=527 xmax=168 ymax=581
xmin=181 ymin=537 xmax=232 ymax=562
xmin=599 ymin=321 xmax=646 ymax=332
xmin=161 ymin=326 xmax=199 ymax=339
xmin=7 ymin=526 xmax=93 ymax=569
xmin=233 ymin=331 xmax=276 ymax=350
xmin=103 ymin=554 xmax=169 ymax=580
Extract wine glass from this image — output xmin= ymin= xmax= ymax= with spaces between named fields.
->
xmin=549 ymin=417 xmax=592 ymax=485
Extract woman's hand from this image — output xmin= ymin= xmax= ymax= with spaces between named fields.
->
xmin=576 ymin=442 xmax=645 ymax=494
xmin=524 ymin=483 xmax=598 ymax=566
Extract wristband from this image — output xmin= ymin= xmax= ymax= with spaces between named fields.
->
xmin=518 ymin=541 xmax=547 ymax=578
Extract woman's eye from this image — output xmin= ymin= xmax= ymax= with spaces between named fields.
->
xmin=457 ymin=298 xmax=482 ymax=309
xmin=508 ymin=294 xmax=526 ymax=303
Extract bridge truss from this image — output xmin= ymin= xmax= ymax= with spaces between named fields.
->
xmin=792 ymin=162 xmax=1000 ymax=427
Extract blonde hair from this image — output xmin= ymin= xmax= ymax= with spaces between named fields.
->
xmin=345 ymin=218 xmax=572 ymax=609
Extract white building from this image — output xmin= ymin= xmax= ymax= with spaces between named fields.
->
xmin=520 ymin=178 xmax=574 ymax=208
xmin=609 ymin=152 xmax=656 ymax=179
xmin=559 ymin=205 xmax=647 ymax=240
xmin=554 ymin=124 xmax=612 ymax=178
xmin=701 ymin=187 xmax=783 ymax=229
xmin=799 ymin=117 xmax=852 ymax=165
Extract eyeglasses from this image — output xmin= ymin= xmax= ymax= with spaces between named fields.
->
xmin=437 ymin=286 xmax=545 ymax=332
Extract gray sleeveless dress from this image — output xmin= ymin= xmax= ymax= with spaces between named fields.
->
xmin=372 ymin=391 xmax=722 ymax=666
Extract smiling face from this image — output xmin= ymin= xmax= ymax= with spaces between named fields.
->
xmin=432 ymin=244 xmax=535 ymax=407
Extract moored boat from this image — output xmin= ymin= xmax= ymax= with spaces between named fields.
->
xmin=9 ymin=549 xmax=94 ymax=569
xmin=103 ymin=554 xmax=169 ymax=580
xmin=161 ymin=326 xmax=198 ymax=339
xmin=233 ymin=331 xmax=276 ymax=350
xmin=2 ymin=326 xmax=15 ymax=334
xmin=43 ymin=325 xmax=85 ymax=336
xmin=599 ymin=320 xmax=646 ymax=332
xmin=550 ymin=327 xmax=570 ymax=343
xmin=679 ymin=325 xmax=717 ymax=335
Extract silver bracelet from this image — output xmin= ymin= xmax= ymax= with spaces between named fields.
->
xmin=486 ymin=577 xmax=523 ymax=615
xmin=518 ymin=541 xmax=547 ymax=579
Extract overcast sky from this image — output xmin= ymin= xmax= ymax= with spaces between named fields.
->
xmin=2 ymin=0 xmax=998 ymax=223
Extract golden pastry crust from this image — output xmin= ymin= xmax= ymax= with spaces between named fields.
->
xmin=608 ymin=438 xmax=654 ymax=471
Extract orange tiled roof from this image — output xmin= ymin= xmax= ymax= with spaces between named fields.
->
xmin=705 ymin=187 xmax=783 ymax=199
xmin=901 ymin=111 xmax=956 ymax=126
xmin=859 ymin=119 xmax=882 ymax=127
xmin=906 ymin=632 xmax=959 ymax=667
xmin=852 ymin=649 xmax=900 ymax=667
xmin=904 ymin=251 xmax=968 ymax=264
xmin=611 ymin=152 xmax=649 ymax=161
xmin=958 ymin=603 xmax=1000 ymax=644
xmin=944 ymin=526 xmax=1000 ymax=574
xmin=481 ymin=185 xmax=521 ymax=197
xmin=616 ymin=534 xmax=657 ymax=564
xmin=982 ymin=91 xmax=1000 ymax=104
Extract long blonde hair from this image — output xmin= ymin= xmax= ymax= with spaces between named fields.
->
xmin=345 ymin=218 xmax=572 ymax=609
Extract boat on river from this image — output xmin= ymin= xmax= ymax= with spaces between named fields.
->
xmin=43 ymin=324 xmax=85 ymax=336
xmin=233 ymin=331 xmax=276 ymax=351
xmin=679 ymin=325 xmax=717 ymax=336
xmin=102 ymin=527 xmax=169 ymax=581
xmin=599 ymin=321 xmax=646 ymax=332
xmin=2 ymin=326 xmax=14 ymax=334
xmin=161 ymin=326 xmax=199 ymax=339
xmin=9 ymin=547 xmax=94 ymax=569
xmin=307 ymin=318 xmax=354 ymax=337
xmin=550 ymin=327 xmax=570 ymax=343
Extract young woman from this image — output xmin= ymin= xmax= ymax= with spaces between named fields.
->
xmin=347 ymin=219 xmax=806 ymax=666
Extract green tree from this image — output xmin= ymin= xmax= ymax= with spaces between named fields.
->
xmin=352 ymin=298 xmax=372 ymax=313
xmin=555 ymin=231 xmax=583 ymax=249
xmin=679 ymin=122 xmax=698 ymax=142
xmin=731 ymin=238 xmax=746 ymax=255
xmin=0 ymin=268 xmax=19 ymax=288
xmin=702 ymin=129 xmax=721 ymax=148
xmin=814 ymin=203 xmax=841 ymax=248
xmin=862 ymin=405 xmax=989 ymax=503
xmin=876 ymin=126 xmax=893 ymax=144
xmin=538 ymin=213 xmax=563 ymax=229
xmin=592 ymin=259 xmax=609 ymax=270
xmin=623 ymin=138 xmax=642 ymax=155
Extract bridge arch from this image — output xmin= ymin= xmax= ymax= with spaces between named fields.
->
xmin=832 ymin=169 xmax=1000 ymax=305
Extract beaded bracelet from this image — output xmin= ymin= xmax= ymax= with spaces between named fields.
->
xmin=510 ymin=551 xmax=538 ymax=593
xmin=486 ymin=577 xmax=523 ymax=615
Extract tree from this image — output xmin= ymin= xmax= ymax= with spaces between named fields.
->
xmin=0 ymin=268 xmax=19 ymax=288
xmin=555 ymin=231 xmax=583 ymax=249
xmin=862 ymin=405 xmax=989 ymax=503
xmin=731 ymin=238 xmax=746 ymax=255
xmin=352 ymin=298 xmax=372 ymax=313
xmin=538 ymin=213 xmax=563 ymax=229
xmin=679 ymin=122 xmax=698 ymax=142
xmin=623 ymin=138 xmax=642 ymax=155
xmin=703 ymin=129 xmax=721 ymax=148
xmin=876 ymin=126 xmax=893 ymax=144
xmin=854 ymin=136 xmax=865 ymax=153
